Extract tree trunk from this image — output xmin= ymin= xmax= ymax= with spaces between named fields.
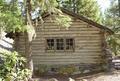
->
xmin=25 ymin=0 xmax=33 ymax=80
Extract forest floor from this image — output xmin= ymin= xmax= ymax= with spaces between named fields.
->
xmin=34 ymin=70 xmax=120 ymax=81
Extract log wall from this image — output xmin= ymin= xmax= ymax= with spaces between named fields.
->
xmin=16 ymin=15 xmax=105 ymax=66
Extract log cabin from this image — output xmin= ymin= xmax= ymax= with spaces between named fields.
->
xmin=13 ymin=8 xmax=113 ymax=74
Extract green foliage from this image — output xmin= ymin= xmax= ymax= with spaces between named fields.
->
xmin=0 ymin=0 xmax=72 ymax=37
xmin=35 ymin=64 xmax=50 ymax=75
xmin=104 ymin=0 xmax=119 ymax=30
xmin=37 ymin=0 xmax=58 ymax=13
xmin=55 ymin=14 xmax=72 ymax=29
xmin=59 ymin=0 xmax=102 ymax=23
xmin=35 ymin=0 xmax=72 ymax=29
xmin=0 ymin=0 xmax=72 ymax=77
xmin=58 ymin=65 xmax=76 ymax=75
xmin=0 ymin=0 xmax=26 ymax=33
xmin=104 ymin=0 xmax=120 ymax=55
xmin=107 ymin=35 xmax=120 ymax=55
xmin=0 ymin=51 xmax=31 ymax=81
xmin=34 ymin=64 xmax=77 ymax=75
xmin=0 ymin=0 xmax=72 ymax=78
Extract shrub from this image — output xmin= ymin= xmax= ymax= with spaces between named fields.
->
xmin=34 ymin=64 xmax=77 ymax=75
xmin=38 ymin=64 xmax=50 ymax=74
xmin=58 ymin=65 xmax=76 ymax=75
xmin=0 ymin=50 xmax=31 ymax=81
xmin=34 ymin=64 xmax=50 ymax=75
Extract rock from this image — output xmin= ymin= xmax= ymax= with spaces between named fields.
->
xmin=82 ymin=79 xmax=88 ymax=81
xmin=47 ymin=78 xmax=58 ymax=81
xmin=69 ymin=78 xmax=75 ymax=81
xmin=83 ymin=69 xmax=90 ymax=73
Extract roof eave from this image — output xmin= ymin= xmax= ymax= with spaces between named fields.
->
xmin=61 ymin=8 xmax=114 ymax=35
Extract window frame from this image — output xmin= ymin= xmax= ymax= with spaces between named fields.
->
xmin=45 ymin=37 xmax=75 ymax=52
xmin=46 ymin=38 xmax=55 ymax=52
xmin=65 ymin=38 xmax=75 ymax=52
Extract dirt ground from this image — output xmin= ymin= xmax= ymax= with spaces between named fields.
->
xmin=76 ymin=70 xmax=120 ymax=81
xmin=34 ymin=70 xmax=120 ymax=81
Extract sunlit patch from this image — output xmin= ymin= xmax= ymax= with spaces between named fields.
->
xmin=97 ymin=0 xmax=110 ymax=12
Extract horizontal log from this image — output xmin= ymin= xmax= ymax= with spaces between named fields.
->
xmin=30 ymin=47 xmax=101 ymax=51
xmin=40 ymin=23 xmax=87 ymax=27
xmin=38 ymin=28 xmax=99 ymax=32
xmin=32 ymin=53 xmax=102 ymax=56
xmin=38 ymin=27 xmax=99 ymax=31
xmin=28 ymin=31 xmax=101 ymax=35
xmin=32 ymin=54 xmax=101 ymax=58
xmin=32 ymin=59 xmax=102 ymax=63
xmin=33 ymin=61 xmax=101 ymax=65
xmin=32 ymin=59 xmax=102 ymax=64
xmin=41 ymin=34 xmax=100 ymax=37
xmin=37 ymin=25 xmax=88 ymax=29
xmin=32 ymin=52 xmax=102 ymax=55
xmin=32 ymin=59 xmax=102 ymax=62
xmin=32 ymin=50 xmax=102 ymax=54
xmin=43 ymin=17 xmax=83 ymax=22
xmin=31 ymin=40 xmax=101 ymax=45
xmin=33 ymin=36 xmax=101 ymax=40
xmin=31 ymin=44 xmax=101 ymax=49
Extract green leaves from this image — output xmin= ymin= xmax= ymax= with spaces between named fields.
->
xmin=37 ymin=0 xmax=58 ymax=13
xmin=55 ymin=14 xmax=72 ymax=29
xmin=104 ymin=0 xmax=120 ymax=55
xmin=0 ymin=51 xmax=31 ymax=81
xmin=1 ymin=12 xmax=25 ymax=32
xmin=0 ymin=0 xmax=72 ymax=36
xmin=61 ymin=0 xmax=102 ymax=23
xmin=107 ymin=34 xmax=120 ymax=56
xmin=0 ymin=0 xmax=26 ymax=33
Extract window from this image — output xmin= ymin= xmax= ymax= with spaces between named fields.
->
xmin=66 ymin=38 xmax=74 ymax=50
xmin=56 ymin=39 xmax=64 ymax=50
xmin=46 ymin=39 xmax=54 ymax=50
xmin=46 ymin=38 xmax=74 ymax=52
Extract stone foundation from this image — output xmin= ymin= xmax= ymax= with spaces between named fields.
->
xmin=34 ymin=63 xmax=105 ymax=76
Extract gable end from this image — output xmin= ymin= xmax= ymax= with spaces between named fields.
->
xmin=61 ymin=8 xmax=113 ymax=34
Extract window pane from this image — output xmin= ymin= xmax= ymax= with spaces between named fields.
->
xmin=46 ymin=39 xmax=54 ymax=50
xmin=66 ymin=38 xmax=74 ymax=50
xmin=56 ymin=39 xmax=64 ymax=50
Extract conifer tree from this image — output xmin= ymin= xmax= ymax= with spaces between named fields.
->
xmin=104 ymin=0 xmax=120 ymax=55
xmin=58 ymin=0 xmax=102 ymax=23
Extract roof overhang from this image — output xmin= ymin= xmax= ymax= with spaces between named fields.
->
xmin=42 ymin=8 xmax=114 ymax=35
xmin=61 ymin=8 xmax=114 ymax=34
